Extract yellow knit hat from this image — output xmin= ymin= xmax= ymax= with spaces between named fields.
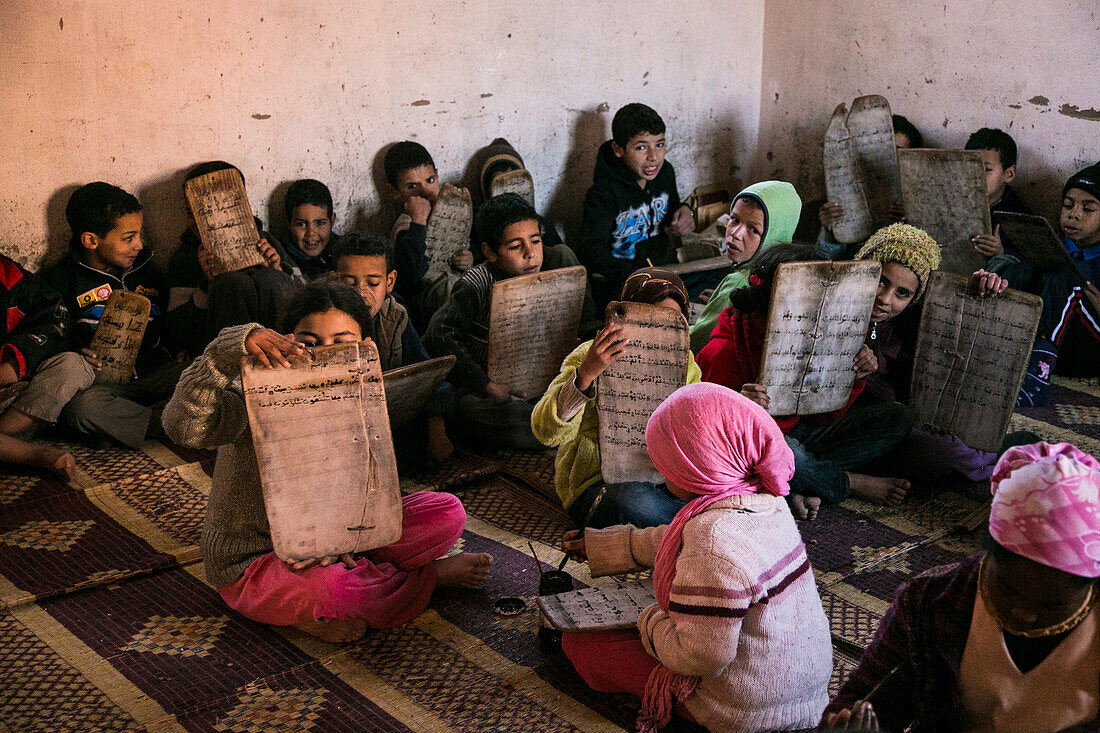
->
xmin=854 ymin=223 xmax=942 ymax=299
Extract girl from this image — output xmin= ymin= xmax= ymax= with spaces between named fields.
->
xmin=531 ymin=267 xmax=702 ymax=529
xmin=689 ymin=181 xmax=803 ymax=354
xmin=162 ymin=280 xmax=492 ymax=643
xmin=825 ymin=442 xmax=1100 ymax=731
xmin=560 ymin=382 xmax=832 ymax=732
xmin=852 ymin=223 xmax=1019 ymax=483
xmin=696 ymin=242 xmax=913 ymax=519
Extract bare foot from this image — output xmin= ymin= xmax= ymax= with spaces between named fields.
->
xmin=30 ymin=446 xmax=76 ymax=480
xmin=787 ymin=493 xmax=822 ymax=521
xmin=292 ymin=616 xmax=367 ymax=643
xmin=848 ymin=473 xmax=909 ymax=506
xmin=433 ymin=552 xmax=493 ymax=588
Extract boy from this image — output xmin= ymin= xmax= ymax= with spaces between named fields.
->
xmin=283 ymin=178 xmax=341 ymax=280
xmin=0 ymin=254 xmax=92 ymax=478
xmin=424 ymin=194 xmax=586 ymax=451
xmin=41 ymin=182 xmax=183 ymax=448
xmin=332 ymin=231 xmax=454 ymax=468
xmin=966 ymin=127 xmax=1032 ymax=261
xmin=384 ymin=141 xmax=474 ymax=328
xmin=166 ymin=161 xmax=296 ymax=357
xmin=577 ymin=103 xmax=695 ymax=302
xmin=1018 ymin=162 xmax=1100 ymax=403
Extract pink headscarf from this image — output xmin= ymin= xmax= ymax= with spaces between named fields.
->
xmin=989 ymin=442 xmax=1100 ymax=578
xmin=637 ymin=382 xmax=795 ymax=731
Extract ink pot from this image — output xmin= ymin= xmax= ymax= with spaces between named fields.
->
xmin=537 ymin=570 xmax=574 ymax=648
xmin=493 ymin=597 xmax=526 ymax=617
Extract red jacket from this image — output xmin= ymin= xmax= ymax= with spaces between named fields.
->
xmin=696 ymin=306 xmax=864 ymax=433
xmin=0 ymin=255 xmax=71 ymax=379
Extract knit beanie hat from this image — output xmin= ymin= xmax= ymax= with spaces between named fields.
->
xmin=477 ymin=138 xmax=525 ymax=200
xmin=854 ymin=223 xmax=941 ymax=300
xmin=1063 ymin=161 xmax=1100 ymax=203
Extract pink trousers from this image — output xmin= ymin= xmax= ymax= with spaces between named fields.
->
xmin=562 ymin=629 xmax=696 ymax=723
xmin=218 ymin=491 xmax=465 ymax=630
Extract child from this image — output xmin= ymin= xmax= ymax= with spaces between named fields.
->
xmin=824 ymin=442 xmax=1100 ymax=731
xmin=852 ymin=223 xmax=1025 ymax=482
xmin=696 ymin=242 xmax=914 ymax=519
xmin=0 ymin=255 xmax=93 ymax=477
xmin=41 ymin=182 xmax=184 ymax=448
xmin=166 ymin=161 xmax=296 ymax=357
xmin=283 ymin=178 xmax=341 ymax=280
xmin=332 ymin=230 xmax=454 ymax=468
xmin=689 ymin=181 xmax=802 ymax=354
xmin=966 ymin=128 xmax=1032 ymax=262
xmin=424 ymin=193 xmax=586 ymax=451
xmin=576 ymin=103 xmax=695 ymax=303
xmin=1016 ymin=162 xmax=1100 ymax=403
xmin=531 ymin=267 xmax=702 ymax=529
xmin=162 ymin=279 xmax=492 ymax=642
xmin=384 ymin=141 xmax=474 ymax=328
xmin=560 ymin=382 xmax=832 ymax=732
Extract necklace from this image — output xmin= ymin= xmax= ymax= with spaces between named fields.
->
xmin=979 ymin=557 xmax=1097 ymax=638
xmin=869 ymin=321 xmax=878 ymax=342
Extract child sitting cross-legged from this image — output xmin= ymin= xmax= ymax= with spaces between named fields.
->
xmin=532 ymin=267 xmax=702 ymax=529
xmin=332 ymin=230 xmax=454 ymax=469
xmin=162 ymin=279 xmax=491 ymax=642
xmin=424 ymin=193 xmax=587 ymax=452
xmin=560 ymin=382 xmax=832 ymax=732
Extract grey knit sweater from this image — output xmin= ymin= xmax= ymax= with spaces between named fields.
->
xmin=162 ymin=323 xmax=273 ymax=587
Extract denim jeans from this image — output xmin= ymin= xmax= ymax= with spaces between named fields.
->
xmin=785 ymin=401 xmax=915 ymax=503
xmin=568 ymin=481 xmax=686 ymax=530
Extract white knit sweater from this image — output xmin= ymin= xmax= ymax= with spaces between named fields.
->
xmin=585 ymin=494 xmax=832 ymax=732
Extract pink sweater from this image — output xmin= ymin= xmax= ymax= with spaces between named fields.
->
xmin=586 ymin=494 xmax=832 ymax=731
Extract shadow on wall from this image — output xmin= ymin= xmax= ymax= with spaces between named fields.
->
xmin=544 ymin=108 xmax=609 ymax=246
xmin=136 ymin=168 xmax=190 ymax=268
xmin=42 ymin=184 xmax=82 ymax=269
xmin=264 ymin=180 xmax=294 ymax=245
xmin=349 ymin=143 xmax=402 ymax=236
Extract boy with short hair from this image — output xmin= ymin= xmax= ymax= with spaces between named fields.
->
xmin=283 ymin=178 xmax=341 ymax=280
xmin=966 ymin=127 xmax=1032 ymax=261
xmin=166 ymin=161 xmax=296 ymax=357
xmin=332 ymin=231 xmax=454 ymax=467
xmin=0 ymin=255 xmax=93 ymax=478
xmin=41 ymin=182 xmax=183 ymax=447
xmin=384 ymin=141 xmax=474 ymax=328
xmin=424 ymin=194 xmax=586 ymax=451
xmin=577 ymin=103 xmax=695 ymax=301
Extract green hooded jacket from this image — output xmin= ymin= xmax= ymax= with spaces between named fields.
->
xmin=688 ymin=181 xmax=802 ymax=353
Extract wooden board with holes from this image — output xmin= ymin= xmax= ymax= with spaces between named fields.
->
xmin=242 ymin=340 xmax=401 ymax=561
xmin=538 ymin=580 xmax=656 ymax=632
xmin=758 ymin=260 xmax=880 ymax=415
xmin=909 ymin=271 xmax=1041 ymax=452
xmin=487 ymin=266 xmax=587 ymax=397
xmin=898 ymin=149 xmax=991 ymax=276
xmin=382 ymin=355 xmax=456 ymax=428
xmin=184 ymin=168 xmax=266 ymax=275
xmin=88 ymin=290 xmax=150 ymax=385
xmin=597 ymin=301 xmax=690 ymax=484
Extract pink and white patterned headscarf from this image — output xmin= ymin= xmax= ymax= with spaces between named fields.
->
xmin=989 ymin=442 xmax=1100 ymax=578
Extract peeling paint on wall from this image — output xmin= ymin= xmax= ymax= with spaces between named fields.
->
xmin=1059 ymin=104 xmax=1100 ymax=122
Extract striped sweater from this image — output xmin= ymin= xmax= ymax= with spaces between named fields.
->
xmin=585 ymin=494 xmax=832 ymax=731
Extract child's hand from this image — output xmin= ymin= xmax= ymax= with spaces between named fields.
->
xmin=667 ymin=204 xmax=695 ymax=236
xmin=561 ymin=530 xmax=587 ymax=562
xmin=287 ymin=553 xmax=357 ymax=572
xmin=485 ymin=381 xmax=526 ymax=403
xmin=450 ymin=249 xmax=474 ymax=272
xmin=1084 ymin=281 xmax=1100 ymax=315
xmin=740 ymin=383 xmax=770 ymax=410
xmin=405 ymin=195 xmax=432 ymax=226
xmin=576 ymin=324 xmax=629 ymax=391
xmin=824 ymin=701 xmax=880 ymax=730
xmin=257 ymin=238 xmax=281 ymax=269
xmin=853 ymin=344 xmax=877 ymax=381
xmin=889 ymin=201 xmax=907 ymax=223
xmin=972 ymin=225 xmax=1003 ymax=258
xmin=0 ymin=360 xmax=18 ymax=386
xmin=245 ymin=328 xmax=305 ymax=369
xmin=80 ymin=348 xmax=102 ymax=372
xmin=698 ymin=288 xmax=714 ymax=305
xmin=197 ymin=245 xmax=218 ymax=282
xmin=971 ymin=268 xmax=1008 ymax=297
xmin=819 ymin=201 xmax=846 ymax=232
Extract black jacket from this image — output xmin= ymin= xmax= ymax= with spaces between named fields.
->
xmin=0 ymin=255 xmax=72 ymax=378
xmin=576 ymin=140 xmax=683 ymax=292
